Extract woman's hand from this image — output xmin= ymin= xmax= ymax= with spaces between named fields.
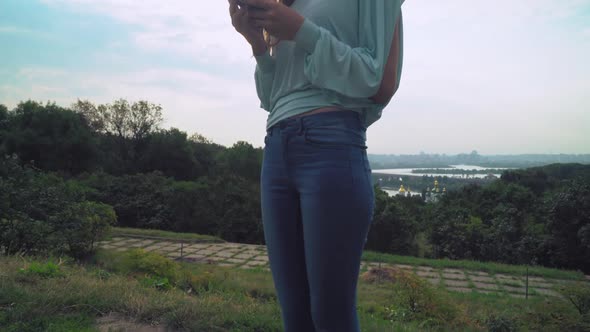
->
xmin=241 ymin=0 xmax=304 ymax=41
xmin=229 ymin=0 xmax=267 ymax=55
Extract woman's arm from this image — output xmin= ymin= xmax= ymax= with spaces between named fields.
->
xmin=292 ymin=0 xmax=403 ymax=101
xmin=254 ymin=50 xmax=276 ymax=111
xmin=371 ymin=13 xmax=403 ymax=104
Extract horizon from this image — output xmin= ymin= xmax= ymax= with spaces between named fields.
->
xmin=1 ymin=0 xmax=589 ymax=155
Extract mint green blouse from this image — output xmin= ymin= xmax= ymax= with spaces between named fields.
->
xmin=254 ymin=0 xmax=404 ymax=129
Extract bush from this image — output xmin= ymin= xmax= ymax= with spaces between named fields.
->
xmin=485 ymin=314 xmax=517 ymax=332
xmin=113 ymin=248 xmax=181 ymax=283
xmin=58 ymin=201 xmax=117 ymax=258
xmin=0 ymin=155 xmax=116 ymax=257
xmin=17 ymin=261 xmax=64 ymax=279
xmin=362 ymin=267 xmax=468 ymax=328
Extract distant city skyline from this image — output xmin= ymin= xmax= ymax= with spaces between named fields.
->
xmin=1 ymin=0 xmax=589 ymax=154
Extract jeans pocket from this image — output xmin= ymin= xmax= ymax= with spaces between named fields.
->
xmin=304 ymin=126 xmax=367 ymax=150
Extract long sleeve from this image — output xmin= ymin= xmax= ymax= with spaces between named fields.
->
xmin=293 ymin=0 xmax=402 ymax=100
xmin=254 ymin=50 xmax=276 ymax=111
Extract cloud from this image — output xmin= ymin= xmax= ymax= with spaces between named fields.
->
xmin=2 ymin=65 xmax=269 ymax=147
xmin=40 ymin=0 xmax=253 ymax=66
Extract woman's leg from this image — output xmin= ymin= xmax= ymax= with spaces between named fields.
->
xmin=261 ymin=126 xmax=316 ymax=332
xmin=292 ymin=112 xmax=375 ymax=332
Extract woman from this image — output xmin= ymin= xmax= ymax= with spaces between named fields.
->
xmin=229 ymin=0 xmax=404 ymax=331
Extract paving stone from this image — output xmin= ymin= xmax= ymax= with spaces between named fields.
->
xmin=499 ymin=279 xmax=524 ymax=287
xmin=529 ymin=281 xmax=554 ymax=289
xmin=425 ymin=278 xmax=441 ymax=286
xmin=215 ymin=251 xmax=239 ymax=258
xmin=495 ymin=274 xmax=521 ymax=281
xmin=246 ymin=260 xmax=266 ymax=266
xmin=254 ymin=255 xmax=269 ymax=262
xmin=110 ymin=240 xmax=131 ymax=245
xmin=111 ymin=237 xmax=127 ymax=241
xmin=416 ymin=266 xmax=435 ymax=272
xmin=474 ymin=282 xmax=499 ymax=290
xmin=226 ymin=258 xmax=246 ymax=264
xmin=444 ymin=279 xmax=470 ymax=288
xmin=469 ymin=271 xmax=490 ymax=277
xmin=443 ymin=268 xmax=464 ymax=275
xmin=160 ymin=246 xmax=180 ymax=252
xmin=532 ymin=288 xmax=561 ymax=297
xmin=442 ymin=273 xmax=467 ymax=280
xmin=197 ymin=250 xmax=218 ymax=256
xmin=416 ymin=271 xmax=440 ymax=278
xmin=447 ymin=286 xmax=472 ymax=293
xmin=474 ymin=289 xmax=495 ymax=294
xmin=205 ymin=256 xmax=225 ymax=262
xmin=470 ymin=276 xmax=495 ymax=283
xmin=208 ymin=245 xmax=230 ymax=251
xmin=184 ymin=244 xmax=213 ymax=251
xmin=527 ymin=276 xmax=546 ymax=282
xmin=218 ymin=263 xmax=236 ymax=267
xmin=501 ymin=285 xmax=526 ymax=294
xmin=508 ymin=293 xmax=528 ymax=299
xmin=101 ymin=244 xmax=119 ymax=249
xmin=225 ymin=243 xmax=245 ymax=248
xmin=394 ymin=264 xmax=414 ymax=270
xmin=234 ymin=253 xmax=258 ymax=260
xmin=129 ymin=242 xmax=149 ymax=248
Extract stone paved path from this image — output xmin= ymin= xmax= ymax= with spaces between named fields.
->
xmin=97 ymin=236 xmax=588 ymax=299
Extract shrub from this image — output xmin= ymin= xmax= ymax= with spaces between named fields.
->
xmin=485 ymin=314 xmax=517 ymax=332
xmin=0 ymin=155 xmax=116 ymax=257
xmin=362 ymin=267 xmax=467 ymax=328
xmin=58 ymin=201 xmax=117 ymax=258
xmin=114 ymin=249 xmax=181 ymax=283
xmin=17 ymin=261 xmax=64 ymax=279
xmin=558 ymin=282 xmax=590 ymax=316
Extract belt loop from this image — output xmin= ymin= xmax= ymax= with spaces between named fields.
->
xmin=297 ymin=117 xmax=304 ymax=136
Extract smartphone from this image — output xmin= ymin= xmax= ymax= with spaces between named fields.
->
xmin=236 ymin=0 xmax=248 ymax=9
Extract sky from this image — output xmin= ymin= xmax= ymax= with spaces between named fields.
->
xmin=1 ymin=0 xmax=589 ymax=155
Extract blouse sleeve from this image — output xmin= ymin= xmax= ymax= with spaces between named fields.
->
xmin=292 ymin=0 xmax=402 ymax=100
xmin=253 ymin=50 xmax=276 ymax=111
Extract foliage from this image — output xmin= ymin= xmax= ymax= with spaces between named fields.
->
xmin=58 ymin=201 xmax=117 ymax=258
xmin=484 ymin=314 xmax=517 ymax=332
xmin=114 ymin=248 xmax=181 ymax=283
xmin=3 ymin=98 xmax=590 ymax=274
xmin=1 ymin=100 xmax=98 ymax=175
xmin=0 ymin=155 xmax=115 ymax=257
xmin=558 ymin=282 xmax=590 ymax=316
xmin=17 ymin=261 xmax=64 ymax=279
xmin=375 ymin=269 xmax=466 ymax=328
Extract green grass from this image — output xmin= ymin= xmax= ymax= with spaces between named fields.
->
xmin=362 ymin=250 xmax=585 ymax=281
xmin=2 ymin=248 xmax=589 ymax=332
xmin=106 ymin=226 xmax=224 ymax=243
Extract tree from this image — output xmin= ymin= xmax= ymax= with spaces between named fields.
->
xmin=216 ymin=141 xmax=263 ymax=181
xmin=138 ymin=128 xmax=204 ymax=180
xmin=72 ymin=99 xmax=163 ymax=174
xmin=546 ymin=183 xmax=590 ymax=272
xmin=3 ymin=101 xmax=98 ymax=174
xmin=72 ymin=99 xmax=163 ymax=140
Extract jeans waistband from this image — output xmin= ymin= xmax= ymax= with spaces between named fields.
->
xmin=267 ymin=110 xmax=364 ymax=136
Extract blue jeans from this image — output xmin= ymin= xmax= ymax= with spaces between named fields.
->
xmin=261 ymin=110 xmax=375 ymax=332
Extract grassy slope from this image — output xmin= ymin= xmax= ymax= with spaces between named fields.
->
xmin=1 ymin=250 xmax=585 ymax=332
